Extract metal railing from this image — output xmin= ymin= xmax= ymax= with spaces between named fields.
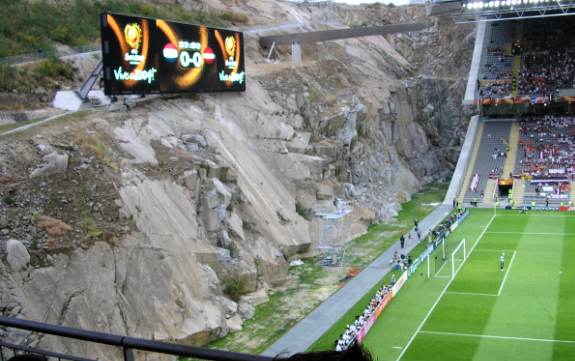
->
xmin=0 ymin=340 xmax=95 ymax=361
xmin=0 ymin=317 xmax=277 ymax=361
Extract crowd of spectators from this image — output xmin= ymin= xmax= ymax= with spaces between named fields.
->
xmin=335 ymin=283 xmax=391 ymax=351
xmin=518 ymin=19 xmax=575 ymax=97
xmin=478 ymin=48 xmax=513 ymax=98
xmin=478 ymin=18 xmax=575 ymax=100
xmin=518 ymin=115 xmax=575 ymax=198
xmin=478 ymin=42 xmax=514 ymax=98
xmin=391 ymin=250 xmax=413 ymax=272
xmin=519 ymin=48 xmax=575 ymax=97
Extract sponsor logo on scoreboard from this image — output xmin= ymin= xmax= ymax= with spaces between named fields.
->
xmin=124 ymin=23 xmax=145 ymax=65
xmin=224 ymin=35 xmax=238 ymax=69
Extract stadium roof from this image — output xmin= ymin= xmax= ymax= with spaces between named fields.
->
xmin=429 ymin=0 xmax=575 ymax=22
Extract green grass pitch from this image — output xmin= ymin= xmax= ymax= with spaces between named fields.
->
xmin=362 ymin=208 xmax=575 ymax=361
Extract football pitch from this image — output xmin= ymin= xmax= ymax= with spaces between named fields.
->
xmin=363 ymin=208 xmax=575 ymax=361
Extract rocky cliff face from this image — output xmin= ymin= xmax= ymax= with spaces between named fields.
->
xmin=0 ymin=1 xmax=474 ymax=358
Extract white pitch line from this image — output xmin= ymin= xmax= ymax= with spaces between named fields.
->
xmin=474 ymin=248 xmax=517 ymax=253
xmin=498 ymin=251 xmax=517 ymax=296
xmin=486 ymin=231 xmax=575 ymax=236
xmin=445 ymin=291 xmax=498 ymax=297
xmin=395 ymin=213 xmax=497 ymax=361
xmin=418 ymin=330 xmax=575 ymax=344
xmin=494 ymin=214 xmax=569 ymax=218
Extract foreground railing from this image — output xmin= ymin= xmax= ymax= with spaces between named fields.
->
xmin=0 ymin=317 xmax=276 ymax=361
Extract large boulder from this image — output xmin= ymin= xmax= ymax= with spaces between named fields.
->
xmin=5 ymin=239 xmax=30 ymax=272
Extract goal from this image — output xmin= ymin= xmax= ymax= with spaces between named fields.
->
xmin=450 ymin=238 xmax=467 ymax=278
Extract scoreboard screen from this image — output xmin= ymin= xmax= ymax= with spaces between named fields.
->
xmin=100 ymin=12 xmax=245 ymax=95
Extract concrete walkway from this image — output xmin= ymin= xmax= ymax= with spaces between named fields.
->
xmin=263 ymin=204 xmax=453 ymax=357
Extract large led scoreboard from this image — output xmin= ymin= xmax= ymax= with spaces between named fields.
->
xmin=100 ymin=12 xmax=245 ymax=95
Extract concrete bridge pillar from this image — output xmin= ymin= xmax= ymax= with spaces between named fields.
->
xmin=292 ymin=40 xmax=302 ymax=64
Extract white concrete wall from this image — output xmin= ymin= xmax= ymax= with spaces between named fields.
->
xmin=463 ymin=21 xmax=486 ymax=106
xmin=444 ymin=115 xmax=481 ymax=205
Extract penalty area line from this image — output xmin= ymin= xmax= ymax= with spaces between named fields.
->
xmin=486 ymin=231 xmax=575 ymax=236
xmin=418 ymin=330 xmax=575 ymax=344
xmin=473 ymin=248 xmax=516 ymax=253
xmin=493 ymin=214 xmax=568 ymax=218
xmin=445 ymin=291 xmax=497 ymax=297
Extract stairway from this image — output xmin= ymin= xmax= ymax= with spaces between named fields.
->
xmin=502 ymin=122 xmax=520 ymax=177
xmin=512 ymin=179 xmax=525 ymax=207
xmin=458 ymin=123 xmax=485 ymax=204
xmin=483 ymin=179 xmax=497 ymax=205
xmin=511 ymin=23 xmax=523 ymax=96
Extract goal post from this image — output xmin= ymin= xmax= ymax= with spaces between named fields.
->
xmin=451 ymin=238 xmax=467 ymax=278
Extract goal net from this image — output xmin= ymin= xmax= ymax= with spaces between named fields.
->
xmin=450 ymin=238 xmax=467 ymax=279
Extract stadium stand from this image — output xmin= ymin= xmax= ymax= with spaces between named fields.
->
xmin=519 ymin=18 xmax=575 ymax=98
xmin=461 ymin=121 xmax=512 ymax=204
xmin=478 ymin=17 xmax=575 ymax=101
xmin=478 ymin=22 xmax=516 ymax=99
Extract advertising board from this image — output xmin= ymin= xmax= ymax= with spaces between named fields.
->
xmin=391 ymin=271 xmax=408 ymax=297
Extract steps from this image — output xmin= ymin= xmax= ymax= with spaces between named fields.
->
xmin=458 ymin=122 xmax=485 ymax=204
xmin=512 ymin=179 xmax=525 ymax=207
xmin=483 ymin=179 xmax=497 ymax=205
xmin=512 ymin=57 xmax=521 ymax=96
xmin=511 ymin=23 xmax=523 ymax=96
xmin=502 ymin=122 xmax=520 ymax=177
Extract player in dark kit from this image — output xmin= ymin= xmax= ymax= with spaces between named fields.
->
xmin=500 ymin=252 xmax=505 ymax=271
